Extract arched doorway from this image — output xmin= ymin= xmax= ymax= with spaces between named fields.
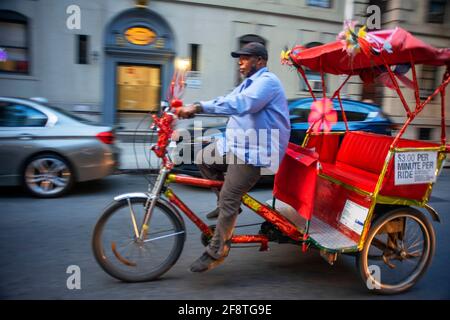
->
xmin=102 ymin=8 xmax=175 ymax=125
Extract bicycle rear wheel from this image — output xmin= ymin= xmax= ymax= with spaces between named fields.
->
xmin=357 ymin=207 xmax=435 ymax=294
xmin=92 ymin=197 xmax=185 ymax=282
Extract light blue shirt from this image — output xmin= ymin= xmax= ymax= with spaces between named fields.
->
xmin=200 ymin=67 xmax=290 ymax=171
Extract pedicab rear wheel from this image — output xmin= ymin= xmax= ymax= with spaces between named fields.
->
xmin=356 ymin=207 xmax=435 ymax=294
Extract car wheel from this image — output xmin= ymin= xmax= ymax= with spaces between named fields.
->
xmin=23 ymin=154 xmax=74 ymax=198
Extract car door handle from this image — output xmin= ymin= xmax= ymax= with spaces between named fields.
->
xmin=18 ymin=133 xmax=34 ymax=140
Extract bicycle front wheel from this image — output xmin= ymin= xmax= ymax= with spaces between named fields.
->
xmin=92 ymin=197 xmax=186 ymax=282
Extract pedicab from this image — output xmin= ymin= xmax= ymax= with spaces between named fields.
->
xmin=92 ymin=24 xmax=450 ymax=294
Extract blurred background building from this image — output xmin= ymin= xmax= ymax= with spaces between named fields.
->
xmin=0 ymin=0 xmax=449 ymax=140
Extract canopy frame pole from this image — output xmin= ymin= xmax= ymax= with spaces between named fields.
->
xmin=409 ymin=52 xmax=422 ymax=111
xmin=390 ymin=67 xmax=450 ymax=149
xmin=381 ymin=55 xmax=413 ymax=118
xmin=332 ymin=74 xmax=351 ymax=131
xmin=390 ymin=117 xmax=412 ymax=150
xmin=440 ymin=68 xmax=449 ymax=145
xmin=320 ymin=57 xmax=327 ymax=99
xmin=297 ymin=63 xmax=318 ymax=138
xmin=337 ymin=92 xmax=349 ymax=131
xmin=316 ymin=57 xmax=328 ymax=152
xmin=331 ymin=74 xmax=352 ymax=100
xmin=297 ymin=66 xmax=317 ymax=101
xmin=416 ymin=72 xmax=450 ymax=115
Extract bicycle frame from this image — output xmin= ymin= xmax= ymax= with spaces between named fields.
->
xmin=150 ymin=169 xmax=304 ymax=251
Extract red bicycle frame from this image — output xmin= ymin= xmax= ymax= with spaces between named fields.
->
xmin=163 ymin=173 xmax=303 ymax=251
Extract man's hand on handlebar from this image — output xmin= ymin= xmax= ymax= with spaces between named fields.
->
xmin=176 ymin=102 xmax=203 ymax=119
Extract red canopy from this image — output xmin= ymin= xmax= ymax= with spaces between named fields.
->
xmin=290 ymin=27 xmax=450 ymax=75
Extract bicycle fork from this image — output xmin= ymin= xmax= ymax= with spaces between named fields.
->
xmin=137 ymin=167 xmax=171 ymax=241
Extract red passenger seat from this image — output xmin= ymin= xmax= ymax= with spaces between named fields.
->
xmin=320 ymin=131 xmax=440 ymax=201
xmin=321 ymin=132 xmax=392 ymax=192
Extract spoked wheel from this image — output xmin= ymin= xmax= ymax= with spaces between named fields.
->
xmin=92 ymin=198 xmax=186 ymax=282
xmin=357 ymin=207 xmax=435 ymax=294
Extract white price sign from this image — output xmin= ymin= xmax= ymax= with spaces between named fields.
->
xmin=394 ymin=151 xmax=437 ymax=185
xmin=339 ymin=200 xmax=369 ymax=235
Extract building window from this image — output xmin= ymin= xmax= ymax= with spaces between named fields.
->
xmin=307 ymin=0 xmax=332 ymax=8
xmin=189 ymin=44 xmax=200 ymax=71
xmin=301 ymin=72 xmax=323 ymax=92
xmin=427 ymin=0 xmax=447 ymax=23
xmin=77 ymin=35 xmax=89 ymax=64
xmin=420 ymin=65 xmax=437 ymax=99
xmin=418 ymin=127 xmax=433 ymax=140
xmin=0 ymin=10 xmax=29 ymax=74
xmin=369 ymin=0 xmax=388 ymax=14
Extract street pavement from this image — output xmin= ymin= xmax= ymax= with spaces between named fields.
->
xmin=0 ymin=169 xmax=449 ymax=300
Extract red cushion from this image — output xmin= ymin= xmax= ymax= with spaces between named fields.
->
xmin=336 ymin=132 xmax=393 ymax=174
xmin=396 ymin=139 xmax=440 ymax=149
xmin=305 ymin=134 xmax=341 ymax=164
xmin=321 ymin=162 xmax=378 ymax=192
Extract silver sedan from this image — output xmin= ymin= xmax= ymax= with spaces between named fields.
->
xmin=0 ymin=97 xmax=119 ymax=197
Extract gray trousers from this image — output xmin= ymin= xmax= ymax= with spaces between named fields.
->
xmin=196 ymin=142 xmax=261 ymax=259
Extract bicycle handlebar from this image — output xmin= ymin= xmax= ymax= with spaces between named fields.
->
xmin=150 ymin=100 xmax=183 ymax=164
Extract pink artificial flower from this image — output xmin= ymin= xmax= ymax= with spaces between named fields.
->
xmin=308 ymin=98 xmax=338 ymax=133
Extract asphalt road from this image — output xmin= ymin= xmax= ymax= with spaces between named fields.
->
xmin=0 ymin=170 xmax=449 ymax=300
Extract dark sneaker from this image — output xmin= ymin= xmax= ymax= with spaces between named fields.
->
xmin=189 ymin=252 xmax=225 ymax=273
xmin=206 ymin=207 xmax=243 ymax=220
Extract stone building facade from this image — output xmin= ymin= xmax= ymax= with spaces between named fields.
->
xmin=0 ymin=0 xmax=449 ymax=140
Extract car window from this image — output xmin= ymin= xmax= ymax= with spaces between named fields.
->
xmin=0 ymin=102 xmax=48 ymax=127
xmin=44 ymin=104 xmax=95 ymax=124
xmin=337 ymin=111 xmax=367 ymax=122
xmin=290 ymin=108 xmax=311 ymax=123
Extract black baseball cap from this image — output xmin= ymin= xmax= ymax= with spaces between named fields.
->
xmin=231 ymin=42 xmax=268 ymax=60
